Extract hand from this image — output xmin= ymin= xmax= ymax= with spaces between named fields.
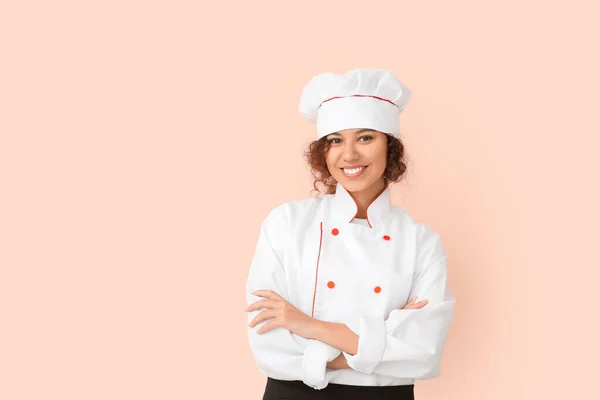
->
xmin=402 ymin=296 xmax=428 ymax=309
xmin=247 ymin=290 xmax=316 ymax=339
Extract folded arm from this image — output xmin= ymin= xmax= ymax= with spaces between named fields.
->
xmin=246 ymin=206 xmax=341 ymax=389
xmin=342 ymin=256 xmax=455 ymax=378
xmin=326 ymin=231 xmax=456 ymax=379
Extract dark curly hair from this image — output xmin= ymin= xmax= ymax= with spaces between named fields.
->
xmin=303 ymin=133 xmax=408 ymax=197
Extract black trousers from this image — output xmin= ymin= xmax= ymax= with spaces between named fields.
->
xmin=263 ymin=377 xmax=415 ymax=400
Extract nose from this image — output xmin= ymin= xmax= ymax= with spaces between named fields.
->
xmin=342 ymin=141 xmax=359 ymax=162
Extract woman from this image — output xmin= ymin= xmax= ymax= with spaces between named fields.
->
xmin=246 ymin=68 xmax=456 ymax=400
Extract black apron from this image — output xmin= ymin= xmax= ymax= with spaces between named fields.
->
xmin=263 ymin=377 xmax=415 ymax=400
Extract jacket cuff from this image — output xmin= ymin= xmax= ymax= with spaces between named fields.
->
xmin=342 ymin=316 xmax=386 ymax=374
xmin=302 ymin=339 xmax=340 ymax=390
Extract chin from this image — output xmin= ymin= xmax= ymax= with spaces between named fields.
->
xmin=337 ymin=178 xmax=373 ymax=193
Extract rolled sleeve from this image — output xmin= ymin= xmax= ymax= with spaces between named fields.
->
xmin=341 ymin=316 xmax=386 ymax=374
xmin=302 ymin=340 xmax=341 ymax=389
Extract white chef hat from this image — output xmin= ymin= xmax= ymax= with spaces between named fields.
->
xmin=299 ymin=68 xmax=411 ymax=139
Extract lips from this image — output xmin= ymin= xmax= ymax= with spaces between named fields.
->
xmin=342 ymin=165 xmax=367 ymax=177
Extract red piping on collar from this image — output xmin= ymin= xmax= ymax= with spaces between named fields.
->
xmin=319 ymin=94 xmax=399 ymax=109
xmin=348 ymin=185 xmax=388 ymax=229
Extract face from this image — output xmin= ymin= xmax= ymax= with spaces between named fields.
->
xmin=324 ymin=128 xmax=388 ymax=193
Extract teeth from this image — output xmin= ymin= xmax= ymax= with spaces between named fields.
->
xmin=344 ymin=166 xmax=364 ymax=175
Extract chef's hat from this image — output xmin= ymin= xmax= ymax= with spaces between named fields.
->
xmin=299 ymin=68 xmax=411 ymax=139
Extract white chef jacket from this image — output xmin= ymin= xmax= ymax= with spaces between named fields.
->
xmin=246 ymin=182 xmax=456 ymax=390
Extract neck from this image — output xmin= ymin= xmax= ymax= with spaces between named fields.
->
xmin=348 ymin=179 xmax=386 ymax=219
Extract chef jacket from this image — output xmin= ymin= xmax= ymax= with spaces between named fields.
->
xmin=246 ymin=182 xmax=456 ymax=390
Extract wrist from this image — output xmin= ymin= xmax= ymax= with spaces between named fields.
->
xmin=326 ymin=353 xmax=350 ymax=370
xmin=308 ymin=318 xmax=325 ymax=340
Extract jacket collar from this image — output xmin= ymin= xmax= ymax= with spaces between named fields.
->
xmin=329 ymin=182 xmax=392 ymax=229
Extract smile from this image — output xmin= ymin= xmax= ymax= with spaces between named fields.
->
xmin=342 ymin=166 xmax=367 ymax=177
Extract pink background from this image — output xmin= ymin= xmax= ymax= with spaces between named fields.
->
xmin=1 ymin=1 xmax=599 ymax=399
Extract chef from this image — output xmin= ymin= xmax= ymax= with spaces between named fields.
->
xmin=246 ymin=68 xmax=456 ymax=400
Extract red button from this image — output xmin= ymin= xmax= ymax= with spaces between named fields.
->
xmin=327 ymin=281 xmax=335 ymax=289
xmin=374 ymin=286 xmax=382 ymax=293
xmin=332 ymin=228 xmax=339 ymax=235
xmin=383 ymin=235 xmax=391 ymax=241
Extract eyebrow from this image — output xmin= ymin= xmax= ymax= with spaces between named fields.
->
xmin=328 ymin=129 xmax=376 ymax=136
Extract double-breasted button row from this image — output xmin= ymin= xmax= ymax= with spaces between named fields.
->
xmin=327 ymin=280 xmax=382 ymax=293
xmin=331 ymin=227 xmax=391 ymax=241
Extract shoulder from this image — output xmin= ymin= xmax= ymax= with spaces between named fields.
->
xmin=392 ymin=205 xmax=446 ymax=261
xmin=262 ymin=195 xmax=325 ymax=226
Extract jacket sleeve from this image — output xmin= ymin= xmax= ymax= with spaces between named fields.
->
xmin=246 ymin=205 xmax=341 ymax=390
xmin=341 ymin=228 xmax=456 ymax=379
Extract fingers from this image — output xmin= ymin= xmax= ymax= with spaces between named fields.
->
xmin=249 ymin=309 xmax=279 ymax=328
xmin=401 ymin=296 xmax=417 ymax=309
xmin=410 ymin=299 xmax=428 ymax=309
xmin=402 ymin=297 xmax=428 ymax=309
xmin=251 ymin=290 xmax=284 ymax=301
xmin=256 ymin=318 xmax=281 ymax=334
xmin=246 ymin=299 xmax=281 ymax=312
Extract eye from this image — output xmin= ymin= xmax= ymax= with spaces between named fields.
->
xmin=359 ymin=135 xmax=373 ymax=142
xmin=328 ymin=138 xmax=342 ymax=144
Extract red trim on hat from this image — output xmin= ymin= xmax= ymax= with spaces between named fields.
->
xmin=319 ymin=94 xmax=398 ymax=109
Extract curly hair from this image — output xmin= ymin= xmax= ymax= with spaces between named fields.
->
xmin=303 ymin=133 xmax=408 ymax=197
